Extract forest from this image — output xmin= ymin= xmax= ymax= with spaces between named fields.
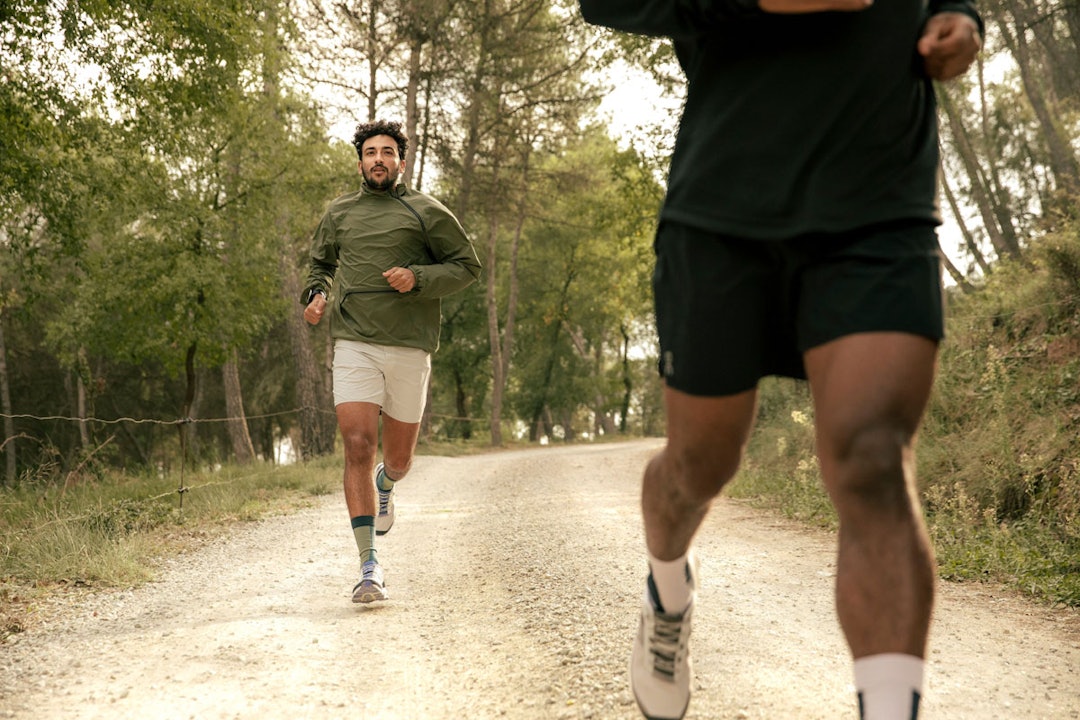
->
xmin=1 ymin=2 xmax=1079 ymax=602
xmin=2 ymin=0 xmax=675 ymax=478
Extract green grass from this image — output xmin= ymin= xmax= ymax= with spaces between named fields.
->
xmin=0 ymin=455 xmax=342 ymax=638
xmin=727 ymin=369 xmax=1080 ymax=609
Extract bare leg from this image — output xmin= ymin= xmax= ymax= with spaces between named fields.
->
xmin=337 ymin=402 xmax=382 ymax=518
xmin=805 ymin=332 xmax=938 ymax=659
xmin=379 ymin=412 xmax=422 ymax=481
xmin=644 ymin=386 xmax=758 ymax=561
xmin=630 ymin=385 xmax=759 ymax=719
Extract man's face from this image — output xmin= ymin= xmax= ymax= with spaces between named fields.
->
xmin=359 ymin=134 xmax=404 ymax=190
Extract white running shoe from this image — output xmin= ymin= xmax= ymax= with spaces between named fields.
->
xmin=352 ymin=559 xmax=388 ymax=603
xmin=374 ymin=462 xmax=395 ymax=535
xmin=630 ymin=557 xmax=697 ymax=720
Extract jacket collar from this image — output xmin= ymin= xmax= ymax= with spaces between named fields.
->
xmin=361 ymin=181 xmax=407 ymax=198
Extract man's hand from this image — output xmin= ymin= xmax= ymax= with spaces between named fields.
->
xmin=384 ymin=266 xmax=416 ymax=293
xmin=919 ymin=12 xmax=981 ymax=81
xmin=303 ymin=294 xmax=326 ymax=325
xmin=759 ymin=0 xmax=871 ymax=13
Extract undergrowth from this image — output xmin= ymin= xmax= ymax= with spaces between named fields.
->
xmin=730 ymin=226 xmax=1080 ymax=608
xmin=0 ymin=454 xmax=340 ymax=640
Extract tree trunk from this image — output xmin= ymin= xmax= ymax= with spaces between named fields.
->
xmin=75 ymin=348 xmax=91 ymax=450
xmin=485 ymin=171 xmax=505 ymax=447
xmin=593 ymin=344 xmax=616 ymax=436
xmin=366 ymin=1 xmax=378 ymax=121
xmin=282 ymin=254 xmax=335 ymax=459
xmin=403 ymin=36 xmax=422 ymax=187
xmin=998 ymin=10 xmax=1080 ymax=197
xmin=180 ymin=342 xmax=199 ymax=464
xmin=452 ymin=368 xmax=471 ymax=440
xmin=223 ymin=350 xmax=255 ymax=464
xmin=940 ymin=164 xmax=991 ymax=278
xmin=484 ymin=141 xmax=530 ymax=447
xmin=938 ymin=243 xmax=974 ymax=292
xmin=619 ymin=323 xmax=632 ymax=434
xmin=453 ymin=0 xmax=493 ymax=223
xmin=0 ymin=311 xmax=15 ymax=485
xmin=938 ymin=87 xmax=1024 ymax=260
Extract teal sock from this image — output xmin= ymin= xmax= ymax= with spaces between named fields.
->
xmin=376 ymin=465 xmax=397 ymax=492
xmin=350 ymin=515 xmax=377 ymax=564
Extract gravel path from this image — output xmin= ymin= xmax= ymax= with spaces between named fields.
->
xmin=1 ymin=440 xmax=1078 ymax=719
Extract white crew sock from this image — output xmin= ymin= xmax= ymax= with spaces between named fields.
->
xmin=647 ymin=551 xmax=693 ymax=614
xmin=854 ymin=653 xmax=925 ymax=720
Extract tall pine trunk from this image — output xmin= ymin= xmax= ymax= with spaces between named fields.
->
xmin=223 ymin=350 xmax=255 ymax=464
xmin=0 ymin=312 xmax=14 ymax=485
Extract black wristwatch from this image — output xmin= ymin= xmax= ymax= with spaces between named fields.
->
xmin=307 ymin=288 xmax=327 ymax=303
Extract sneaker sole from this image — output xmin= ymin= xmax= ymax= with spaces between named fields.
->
xmin=352 ymin=586 xmax=388 ymax=603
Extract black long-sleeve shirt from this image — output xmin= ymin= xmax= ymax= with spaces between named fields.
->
xmin=579 ymin=1 xmax=982 ymax=240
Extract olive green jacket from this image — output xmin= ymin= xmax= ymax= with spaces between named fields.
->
xmin=303 ymin=182 xmax=481 ymax=354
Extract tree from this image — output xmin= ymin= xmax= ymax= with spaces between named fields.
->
xmin=510 ymin=130 xmax=661 ymax=442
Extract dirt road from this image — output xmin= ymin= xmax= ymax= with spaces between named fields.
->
xmin=1 ymin=440 xmax=1078 ymax=719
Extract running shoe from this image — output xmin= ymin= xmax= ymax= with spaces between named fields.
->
xmin=374 ymin=462 xmax=395 ymax=535
xmin=630 ymin=557 xmax=697 ymax=720
xmin=352 ymin=559 xmax=388 ymax=603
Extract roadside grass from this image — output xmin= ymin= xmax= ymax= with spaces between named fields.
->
xmin=729 ymin=377 xmax=1080 ymax=609
xmin=0 ymin=436 xmax=517 ymax=639
xmin=2 ymin=349 xmax=1078 ymax=643
xmin=0 ymin=454 xmax=342 ymax=639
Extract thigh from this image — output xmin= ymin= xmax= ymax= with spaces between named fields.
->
xmin=381 ymin=413 xmax=422 ymax=470
xmin=653 ymin=221 xmax=804 ymax=396
xmin=663 ymin=385 xmax=759 ymax=494
xmin=805 ymin=332 xmax=938 ymax=480
xmin=336 ymin=401 xmax=381 ymax=455
xmin=797 ymin=221 xmax=944 ymax=353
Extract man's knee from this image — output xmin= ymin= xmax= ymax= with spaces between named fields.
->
xmin=824 ymin=422 xmax=913 ymax=511
xmin=663 ymin=441 xmax=743 ymax=504
xmin=341 ymin=428 xmax=378 ymax=461
xmin=382 ymin=457 xmax=412 ymax=480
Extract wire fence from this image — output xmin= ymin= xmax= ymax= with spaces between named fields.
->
xmin=0 ymin=408 xmax=494 ymax=548
xmin=3 ymin=290 xmax=1077 ymax=534
xmin=0 ymin=404 xmax=494 ymax=536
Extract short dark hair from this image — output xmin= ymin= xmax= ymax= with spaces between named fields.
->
xmin=352 ymin=120 xmax=408 ymax=161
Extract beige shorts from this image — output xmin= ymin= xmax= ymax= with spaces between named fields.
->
xmin=332 ymin=340 xmax=431 ymax=423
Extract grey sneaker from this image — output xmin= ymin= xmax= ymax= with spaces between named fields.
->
xmin=630 ymin=556 xmax=697 ymax=720
xmin=374 ymin=462 xmax=395 ymax=535
xmin=352 ymin=560 xmax=388 ymax=603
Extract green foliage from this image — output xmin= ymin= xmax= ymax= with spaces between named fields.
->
xmin=730 ymin=378 xmax=836 ymax=528
xmin=920 ymin=222 xmax=1080 ymax=605
xmin=508 ymin=129 xmax=663 ymax=439
xmin=735 ymin=224 xmax=1080 ymax=607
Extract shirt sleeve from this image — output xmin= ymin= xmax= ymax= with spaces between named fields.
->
xmin=409 ymin=206 xmax=482 ymax=299
xmin=578 ymin=0 xmax=762 ymax=39
xmin=928 ymin=0 xmax=984 ymax=36
xmin=301 ymin=210 xmax=338 ymax=304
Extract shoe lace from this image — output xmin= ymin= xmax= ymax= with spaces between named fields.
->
xmin=378 ymin=488 xmax=390 ymax=514
xmin=362 ymin=563 xmax=381 ymax=584
xmin=649 ymin=612 xmax=686 ymax=679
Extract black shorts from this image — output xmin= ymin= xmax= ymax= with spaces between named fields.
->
xmin=653 ymin=219 xmax=944 ymax=397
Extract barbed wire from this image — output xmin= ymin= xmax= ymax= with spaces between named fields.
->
xmin=0 ymin=406 xmax=490 ymax=426
xmin=1 ymin=407 xmax=496 ymax=539
xmin=4 ymin=462 xmax=297 ymax=540
xmin=0 ymin=407 xmax=335 ymax=425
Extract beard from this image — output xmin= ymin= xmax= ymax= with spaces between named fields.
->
xmin=363 ymin=164 xmax=399 ymax=190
